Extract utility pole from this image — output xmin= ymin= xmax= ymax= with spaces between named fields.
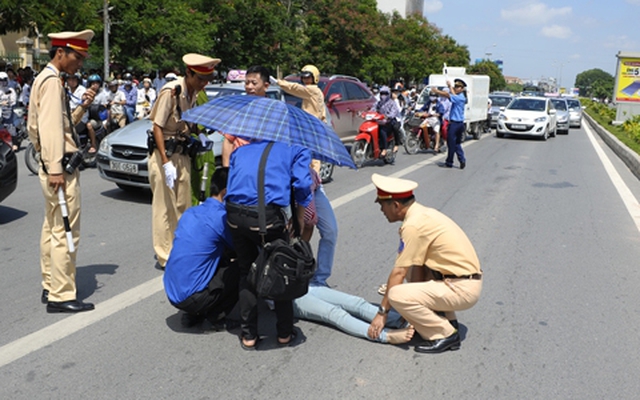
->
xmin=103 ymin=0 xmax=110 ymax=80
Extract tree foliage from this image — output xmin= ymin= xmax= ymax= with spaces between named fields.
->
xmin=1 ymin=0 xmax=471 ymax=84
xmin=575 ymin=68 xmax=614 ymax=98
xmin=467 ymin=60 xmax=505 ymax=92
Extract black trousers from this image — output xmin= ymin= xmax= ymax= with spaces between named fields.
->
xmin=226 ymin=202 xmax=293 ymax=340
xmin=172 ymin=258 xmax=240 ymax=323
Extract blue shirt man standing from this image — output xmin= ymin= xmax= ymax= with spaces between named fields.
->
xmin=119 ymin=73 xmax=138 ymax=123
xmin=225 ymin=140 xmax=312 ymax=350
xmin=432 ymin=79 xmax=467 ymax=169
xmin=163 ymin=167 xmax=240 ymax=328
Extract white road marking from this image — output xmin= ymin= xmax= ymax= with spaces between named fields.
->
xmin=584 ymin=123 xmax=640 ymax=233
xmin=0 ymin=135 xmax=484 ymax=368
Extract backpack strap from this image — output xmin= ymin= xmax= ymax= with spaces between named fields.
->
xmin=257 ymin=142 xmax=275 ymax=240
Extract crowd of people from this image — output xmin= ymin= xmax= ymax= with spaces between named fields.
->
xmin=30 ymin=28 xmax=483 ymax=355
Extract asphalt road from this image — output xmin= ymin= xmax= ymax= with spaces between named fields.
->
xmin=2 ymin=123 xmax=640 ymax=399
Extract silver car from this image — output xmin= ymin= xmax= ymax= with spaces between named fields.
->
xmin=566 ymin=98 xmax=583 ymax=128
xmin=97 ymin=83 xmax=283 ymax=191
xmin=549 ymin=98 xmax=570 ymax=134
xmin=489 ymin=95 xmax=513 ymax=128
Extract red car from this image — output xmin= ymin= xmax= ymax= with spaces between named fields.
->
xmin=284 ymin=74 xmax=377 ymax=142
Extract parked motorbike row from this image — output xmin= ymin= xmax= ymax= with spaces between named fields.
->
xmin=15 ymin=104 xmax=120 ymax=175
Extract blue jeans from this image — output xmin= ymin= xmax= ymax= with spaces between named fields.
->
xmin=310 ymin=185 xmax=337 ymax=287
xmin=445 ymin=121 xmax=466 ymax=166
xmin=293 ymin=286 xmax=405 ymax=343
xmin=124 ymin=105 xmax=136 ymax=124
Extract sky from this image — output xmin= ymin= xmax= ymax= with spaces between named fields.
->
xmin=377 ymin=0 xmax=640 ymax=88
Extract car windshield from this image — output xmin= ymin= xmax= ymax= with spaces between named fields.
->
xmin=508 ymin=98 xmax=546 ymax=112
xmin=566 ymin=99 xmax=581 ymax=110
xmin=490 ymin=96 xmax=512 ymax=107
xmin=550 ymin=99 xmax=567 ymax=111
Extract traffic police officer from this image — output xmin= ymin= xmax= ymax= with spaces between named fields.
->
xmin=28 ymin=29 xmax=96 ymax=312
xmin=148 ymin=53 xmax=220 ymax=268
xmin=368 ymin=173 xmax=482 ymax=353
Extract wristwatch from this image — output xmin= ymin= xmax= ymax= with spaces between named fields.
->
xmin=378 ymin=305 xmax=389 ymax=315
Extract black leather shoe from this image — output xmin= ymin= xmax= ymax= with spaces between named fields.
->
xmin=47 ymin=300 xmax=95 ymax=313
xmin=438 ymin=162 xmax=453 ymax=168
xmin=460 ymin=161 xmax=466 ymax=170
xmin=41 ymin=290 xmax=49 ymax=304
xmin=414 ymin=331 xmax=460 ymax=354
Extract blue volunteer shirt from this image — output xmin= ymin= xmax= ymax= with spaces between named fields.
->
xmin=225 ymin=141 xmax=313 ymax=208
xmin=449 ymin=92 xmax=466 ymax=122
xmin=163 ymin=198 xmax=234 ymax=304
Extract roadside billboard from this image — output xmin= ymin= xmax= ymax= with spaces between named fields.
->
xmin=614 ymin=53 xmax=640 ymax=103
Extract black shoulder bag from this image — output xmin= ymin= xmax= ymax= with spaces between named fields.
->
xmin=248 ymin=142 xmax=317 ymax=301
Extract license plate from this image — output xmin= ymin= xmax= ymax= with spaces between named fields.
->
xmin=511 ymin=124 xmax=526 ymax=129
xmin=110 ymin=160 xmax=138 ymax=174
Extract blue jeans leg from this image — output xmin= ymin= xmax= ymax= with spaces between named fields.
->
xmin=310 ymin=186 xmax=337 ymax=287
xmin=124 ymin=105 xmax=135 ymax=123
xmin=293 ymin=286 xmax=404 ymax=342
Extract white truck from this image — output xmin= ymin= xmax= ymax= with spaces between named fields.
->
xmin=416 ymin=66 xmax=490 ymax=139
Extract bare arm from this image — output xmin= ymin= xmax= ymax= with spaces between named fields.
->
xmin=368 ymin=267 xmax=409 ymax=339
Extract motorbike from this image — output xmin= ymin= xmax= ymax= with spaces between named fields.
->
xmin=403 ymin=110 xmax=448 ymax=155
xmin=350 ymin=111 xmax=397 ymax=168
xmin=25 ymin=104 xmax=109 ymax=174
xmin=11 ymin=106 xmax=29 ymax=150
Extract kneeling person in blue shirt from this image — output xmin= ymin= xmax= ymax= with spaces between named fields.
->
xmin=163 ymin=167 xmax=240 ymax=328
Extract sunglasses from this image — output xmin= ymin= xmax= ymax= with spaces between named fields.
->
xmin=454 ymin=84 xmax=464 ymax=89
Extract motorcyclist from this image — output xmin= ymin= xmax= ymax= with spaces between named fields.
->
xmin=137 ymin=77 xmax=156 ymax=119
xmin=120 ymin=72 xmax=138 ymax=124
xmin=0 ymin=71 xmax=18 ymax=150
xmin=373 ymin=86 xmax=401 ymax=157
xmin=85 ymin=74 xmax=108 ymax=153
xmin=416 ymin=94 xmax=445 ymax=153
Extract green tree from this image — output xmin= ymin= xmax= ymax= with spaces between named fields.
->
xmin=467 ymin=60 xmax=505 ymax=92
xmin=505 ymin=82 xmax=523 ymax=93
xmin=575 ymin=68 xmax=614 ymax=97
xmin=0 ymin=0 xmax=102 ymax=35
xmin=104 ymin=0 xmax=217 ymax=73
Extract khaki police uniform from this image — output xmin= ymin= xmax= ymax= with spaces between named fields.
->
xmin=148 ymin=53 xmax=220 ymax=267
xmin=371 ymin=173 xmax=482 ymax=341
xmin=277 ymin=79 xmax=326 ymax=173
xmin=27 ymin=30 xmax=93 ymax=303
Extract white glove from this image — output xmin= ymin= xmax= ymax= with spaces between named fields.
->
xmin=269 ymin=76 xmax=278 ymax=85
xmin=163 ymin=161 xmax=177 ymax=190
xmin=198 ymin=133 xmax=210 ymax=145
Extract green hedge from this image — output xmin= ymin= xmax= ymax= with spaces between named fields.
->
xmin=583 ymin=99 xmax=640 ymax=155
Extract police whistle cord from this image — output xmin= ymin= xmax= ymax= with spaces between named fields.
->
xmin=57 ymin=187 xmax=75 ymax=253
xmin=199 ymin=162 xmax=209 ymax=204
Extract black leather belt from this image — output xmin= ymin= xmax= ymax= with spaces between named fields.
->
xmin=432 ymin=270 xmax=482 ymax=280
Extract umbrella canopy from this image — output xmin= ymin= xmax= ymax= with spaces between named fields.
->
xmin=181 ymin=95 xmax=356 ymax=168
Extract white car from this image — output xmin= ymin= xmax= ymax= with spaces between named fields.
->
xmin=496 ymin=96 xmax=557 ymax=140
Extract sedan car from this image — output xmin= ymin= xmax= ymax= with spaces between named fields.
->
xmin=496 ymin=96 xmax=557 ymax=140
xmin=0 ymin=128 xmax=18 ymax=203
xmin=488 ymin=94 xmax=513 ymax=128
xmin=566 ymin=98 xmax=583 ymax=128
xmin=284 ymin=74 xmax=377 ymax=142
xmin=98 ymin=83 xmax=337 ymax=191
xmin=549 ymin=98 xmax=570 ymax=134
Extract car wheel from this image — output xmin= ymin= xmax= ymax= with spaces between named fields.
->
xmin=496 ymin=131 xmax=504 ymax=138
xmin=318 ymin=162 xmax=334 ymax=183
xmin=541 ymin=127 xmax=548 ymax=141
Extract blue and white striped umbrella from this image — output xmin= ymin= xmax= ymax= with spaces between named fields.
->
xmin=182 ymin=95 xmax=356 ymax=168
